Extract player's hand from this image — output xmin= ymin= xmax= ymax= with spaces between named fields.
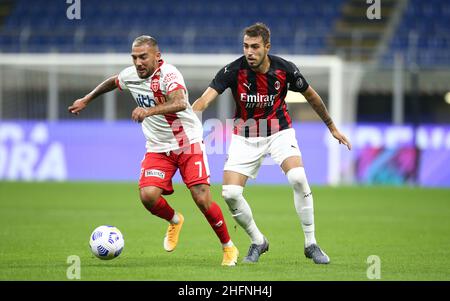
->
xmin=68 ymin=98 xmax=88 ymax=115
xmin=131 ymin=107 xmax=150 ymax=123
xmin=330 ymin=128 xmax=352 ymax=150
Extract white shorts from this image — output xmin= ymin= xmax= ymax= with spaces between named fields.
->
xmin=224 ymin=128 xmax=302 ymax=179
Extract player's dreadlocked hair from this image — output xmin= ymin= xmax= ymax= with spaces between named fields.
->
xmin=243 ymin=23 xmax=271 ymax=45
xmin=132 ymin=35 xmax=159 ymax=49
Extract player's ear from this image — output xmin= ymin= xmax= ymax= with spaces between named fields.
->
xmin=265 ymin=42 xmax=271 ymax=52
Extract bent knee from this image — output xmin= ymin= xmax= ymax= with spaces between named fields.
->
xmin=190 ymin=184 xmax=212 ymax=212
xmin=139 ymin=186 xmax=162 ymax=208
xmin=286 ymin=167 xmax=309 ymax=191
xmin=222 ymin=185 xmax=244 ymax=201
xmin=193 ymin=193 xmax=211 ymax=211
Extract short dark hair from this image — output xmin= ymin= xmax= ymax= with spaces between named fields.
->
xmin=243 ymin=23 xmax=271 ymax=45
xmin=132 ymin=35 xmax=159 ymax=49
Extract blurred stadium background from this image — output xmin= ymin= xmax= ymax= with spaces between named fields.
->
xmin=0 ymin=0 xmax=449 ymax=281
xmin=0 ymin=0 xmax=449 ymax=186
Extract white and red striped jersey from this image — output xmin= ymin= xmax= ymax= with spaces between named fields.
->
xmin=116 ymin=59 xmax=203 ymax=153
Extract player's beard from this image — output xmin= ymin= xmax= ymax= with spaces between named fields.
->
xmin=137 ymin=67 xmax=151 ymax=79
xmin=136 ymin=62 xmax=157 ymax=79
xmin=248 ymin=58 xmax=261 ymax=69
xmin=246 ymin=51 xmax=267 ymax=71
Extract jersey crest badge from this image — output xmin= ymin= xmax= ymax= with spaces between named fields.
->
xmin=151 ymin=78 xmax=160 ymax=92
xmin=274 ymin=81 xmax=280 ymax=90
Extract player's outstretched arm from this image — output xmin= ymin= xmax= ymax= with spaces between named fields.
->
xmin=302 ymin=86 xmax=352 ymax=150
xmin=192 ymin=87 xmax=219 ymax=113
xmin=68 ymin=75 xmax=118 ymax=115
xmin=131 ymin=89 xmax=188 ymax=122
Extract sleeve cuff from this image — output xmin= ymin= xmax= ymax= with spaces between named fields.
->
xmin=115 ymin=77 xmax=123 ymax=91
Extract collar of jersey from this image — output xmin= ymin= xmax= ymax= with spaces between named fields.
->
xmin=149 ymin=59 xmax=165 ymax=79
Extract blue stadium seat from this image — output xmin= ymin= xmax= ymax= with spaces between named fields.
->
xmin=0 ymin=0 xmax=366 ymax=60
xmin=382 ymin=0 xmax=450 ymax=67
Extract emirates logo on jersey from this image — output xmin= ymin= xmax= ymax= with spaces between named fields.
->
xmin=240 ymin=93 xmax=276 ymax=103
xmin=151 ymin=79 xmax=159 ymax=92
xmin=240 ymin=93 xmax=276 ymax=109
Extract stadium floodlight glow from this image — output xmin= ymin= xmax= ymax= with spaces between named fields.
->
xmin=445 ymin=92 xmax=450 ymax=105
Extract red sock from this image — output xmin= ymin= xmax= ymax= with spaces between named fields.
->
xmin=148 ymin=196 xmax=175 ymax=222
xmin=202 ymin=202 xmax=231 ymax=244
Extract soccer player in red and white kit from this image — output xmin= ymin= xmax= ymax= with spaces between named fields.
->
xmin=193 ymin=23 xmax=351 ymax=264
xmin=68 ymin=35 xmax=239 ymax=266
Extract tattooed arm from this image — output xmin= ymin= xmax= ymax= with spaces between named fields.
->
xmin=302 ymin=86 xmax=352 ymax=150
xmin=131 ymin=89 xmax=188 ymax=122
xmin=68 ymin=75 xmax=118 ymax=115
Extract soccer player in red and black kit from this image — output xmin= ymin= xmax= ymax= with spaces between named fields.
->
xmin=193 ymin=23 xmax=351 ymax=264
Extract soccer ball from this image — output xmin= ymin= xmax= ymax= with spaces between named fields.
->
xmin=89 ymin=225 xmax=124 ymax=260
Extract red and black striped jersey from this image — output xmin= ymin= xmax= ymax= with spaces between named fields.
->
xmin=209 ymin=54 xmax=309 ymax=137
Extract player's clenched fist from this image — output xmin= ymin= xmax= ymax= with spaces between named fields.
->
xmin=131 ymin=107 xmax=150 ymax=122
xmin=68 ymin=98 xmax=88 ymax=115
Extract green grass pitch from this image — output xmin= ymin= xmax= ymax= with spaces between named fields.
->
xmin=0 ymin=182 xmax=449 ymax=281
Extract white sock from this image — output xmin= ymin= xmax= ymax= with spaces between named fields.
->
xmin=170 ymin=213 xmax=180 ymax=224
xmin=222 ymin=240 xmax=234 ymax=248
xmin=286 ymin=167 xmax=317 ymax=247
xmin=222 ymin=185 xmax=265 ymax=245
